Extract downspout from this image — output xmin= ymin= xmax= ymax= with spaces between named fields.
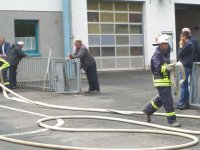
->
xmin=63 ymin=0 xmax=72 ymax=57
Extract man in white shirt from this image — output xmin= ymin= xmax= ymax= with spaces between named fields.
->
xmin=0 ymin=36 xmax=10 ymax=59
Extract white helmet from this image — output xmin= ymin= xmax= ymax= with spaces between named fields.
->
xmin=157 ymin=34 xmax=169 ymax=44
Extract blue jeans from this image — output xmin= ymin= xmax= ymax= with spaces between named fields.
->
xmin=178 ymin=67 xmax=192 ymax=106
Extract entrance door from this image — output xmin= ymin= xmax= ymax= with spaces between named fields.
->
xmin=175 ymin=4 xmax=200 ymax=49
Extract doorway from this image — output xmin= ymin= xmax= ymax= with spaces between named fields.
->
xmin=175 ymin=4 xmax=200 ymax=50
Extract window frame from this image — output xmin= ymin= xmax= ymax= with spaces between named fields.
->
xmin=14 ymin=20 xmax=40 ymax=56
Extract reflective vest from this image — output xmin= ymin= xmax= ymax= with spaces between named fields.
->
xmin=153 ymin=63 xmax=171 ymax=87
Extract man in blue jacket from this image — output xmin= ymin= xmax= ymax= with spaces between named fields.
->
xmin=175 ymin=31 xmax=195 ymax=110
xmin=182 ymin=28 xmax=200 ymax=62
xmin=142 ymin=34 xmax=181 ymax=127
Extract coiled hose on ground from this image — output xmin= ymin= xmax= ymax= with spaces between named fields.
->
xmin=0 ymin=66 xmax=199 ymax=150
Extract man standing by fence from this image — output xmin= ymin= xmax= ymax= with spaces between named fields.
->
xmin=7 ymin=41 xmax=27 ymax=89
xmin=175 ymin=31 xmax=195 ymax=110
xmin=68 ymin=39 xmax=100 ymax=94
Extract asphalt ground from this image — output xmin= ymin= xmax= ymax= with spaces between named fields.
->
xmin=0 ymin=70 xmax=200 ymax=150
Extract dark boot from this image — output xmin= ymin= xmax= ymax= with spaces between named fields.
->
xmin=142 ymin=109 xmax=152 ymax=123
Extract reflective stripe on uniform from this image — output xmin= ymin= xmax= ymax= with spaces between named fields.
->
xmin=0 ymin=58 xmax=10 ymax=70
xmin=161 ymin=64 xmax=167 ymax=73
xmin=166 ymin=112 xmax=176 ymax=116
xmin=153 ymin=78 xmax=171 ymax=87
xmin=151 ymin=101 xmax=158 ymax=110
xmin=4 ymin=82 xmax=10 ymax=86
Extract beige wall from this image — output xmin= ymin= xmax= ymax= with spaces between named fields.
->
xmin=0 ymin=11 xmax=64 ymax=57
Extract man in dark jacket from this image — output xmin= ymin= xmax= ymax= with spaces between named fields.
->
xmin=69 ymin=39 xmax=100 ymax=94
xmin=182 ymin=28 xmax=200 ymax=62
xmin=142 ymin=34 xmax=181 ymax=127
xmin=7 ymin=41 xmax=27 ymax=89
xmin=175 ymin=31 xmax=195 ymax=110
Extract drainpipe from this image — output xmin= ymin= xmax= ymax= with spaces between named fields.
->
xmin=63 ymin=0 xmax=72 ymax=57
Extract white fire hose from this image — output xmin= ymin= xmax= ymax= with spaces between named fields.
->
xmin=167 ymin=61 xmax=186 ymax=95
xmin=0 ymin=66 xmax=199 ymax=150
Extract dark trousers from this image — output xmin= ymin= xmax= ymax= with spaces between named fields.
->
xmin=2 ymin=68 xmax=9 ymax=85
xmin=85 ymin=63 xmax=100 ymax=91
xmin=0 ymin=68 xmax=9 ymax=91
xmin=9 ymin=65 xmax=17 ymax=87
xmin=143 ymin=87 xmax=176 ymax=124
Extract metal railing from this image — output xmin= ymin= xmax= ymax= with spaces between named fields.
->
xmin=190 ymin=62 xmax=200 ymax=106
xmin=54 ymin=59 xmax=81 ymax=94
xmin=17 ymin=57 xmax=81 ymax=94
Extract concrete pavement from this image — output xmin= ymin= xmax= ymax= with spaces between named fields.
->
xmin=0 ymin=70 xmax=200 ymax=150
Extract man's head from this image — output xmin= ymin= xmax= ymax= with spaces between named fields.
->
xmin=180 ymin=31 xmax=190 ymax=43
xmin=17 ymin=41 xmax=24 ymax=48
xmin=74 ymin=39 xmax=82 ymax=49
xmin=157 ymin=34 xmax=169 ymax=54
xmin=0 ymin=37 xmax=5 ymax=45
xmin=182 ymin=27 xmax=191 ymax=36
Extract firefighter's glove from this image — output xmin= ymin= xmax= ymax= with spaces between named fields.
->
xmin=166 ymin=63 xmax=175 ymax=71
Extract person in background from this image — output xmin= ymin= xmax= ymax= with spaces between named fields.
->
xmin=0 ymin=58 xmax=10 ymax=91
xmin=0 ymin=36 xmax=10 ymax=59
xmin=0 ymin=37 xmax=11 ymax=89
xmin=142 ymin=34 xmax=181 ymax=127
xmin=68 ymin=39 xmax=100 ymax=94
xmin=7 ymin=41 xmax=27 ymax=89
xmin=175 ymin=31 xmax=195 ymax=110
xmin=182 ymin=27 xmax=200 ymax=62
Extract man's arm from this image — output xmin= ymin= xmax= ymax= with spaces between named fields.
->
xmin=72 ymin=47 xmax=87 ymax=58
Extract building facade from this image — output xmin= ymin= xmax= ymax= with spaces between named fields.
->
xmin=0 ymin=0 xmax=200 ymax=71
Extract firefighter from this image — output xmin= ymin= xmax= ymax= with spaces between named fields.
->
xmin=0 ymin=57 xmax=10 ymax=91
xmin=142 ymin=34 xmax=181 ymax=127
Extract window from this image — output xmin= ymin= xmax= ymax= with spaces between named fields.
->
xmin=89 ymin=47 xmax=100 ymax=56
xmin=130 ymin=47 xmax=143 ymax=56
xmin=87 ymin=1 xmax=144 ymax=69
xmin=87 ymin=12 xmax=99 ymax=22
xmin=15 ymin=20 xmax=39 ymax=56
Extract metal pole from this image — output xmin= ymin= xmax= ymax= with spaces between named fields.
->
xmin=63 ymin=0 xmax=72 ymax=57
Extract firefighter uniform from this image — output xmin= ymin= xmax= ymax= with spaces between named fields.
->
xmin=142 ymin=34 xmax=181 ymax=127
xmin=0 ymin=58 xmax=10 ymax=88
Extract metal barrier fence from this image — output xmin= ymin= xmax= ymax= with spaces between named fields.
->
xmin=54 ymin=59 xmax=81 ymax=94
xmin=190 ymin=62 xmax=200 ymax=106
xmin=17 ymin=57 xmax=81 ymax=94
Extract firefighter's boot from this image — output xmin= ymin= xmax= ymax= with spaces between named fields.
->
xmin=146 ymin=114 xmax=151 ymax=123
xmin=169 ymin=121 xmax=181 ymax=127
xmin=142 ymin=109 xmax=152 ymax=123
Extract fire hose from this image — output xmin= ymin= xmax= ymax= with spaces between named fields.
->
xmin=0 ymin=63 xmax=199 ymax=150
